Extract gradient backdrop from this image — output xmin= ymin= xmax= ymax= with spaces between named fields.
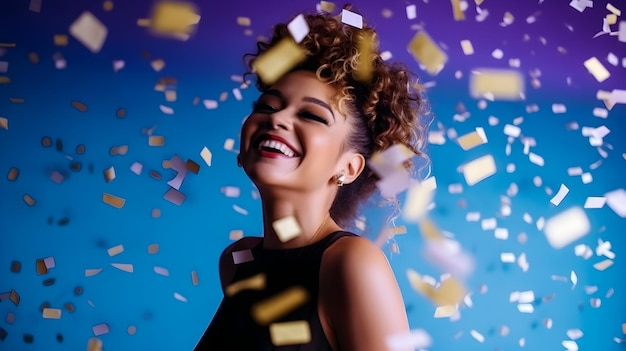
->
xmin=1 ymin=0 xmax=625 ymax=350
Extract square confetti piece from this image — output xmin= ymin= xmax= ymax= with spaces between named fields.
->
xmin=42 ymin=308 xmax=62 ymax=319
xmin=149 ymin=1 xmax=200 ymax=37
xmin=407 ymin=31 xmax=447 ymax=75
xmin=341 ymin=9 xmax=362 ymax=28
xmin=69 ymin=12 xmax=108 ymax=53
xmin=269 ymin=320 xmax=311 ymax=346
xmin=288 ymin=14 xmax=309 ymax=43
xmin=164 ymin=188 xmax=185 ymax=205
xmin=584 ymin=57 xmax=610 ymax=82
xmin=272 ymin=215 xmax=302 ymax=242
xmin=92 ymin=323 xmax=110 ymax=336
xmin=543 ymin=207 xmax=590 ymax=249
xmin=232 ymin=249 xmax=254 ymax=264
xmin=470 ymin=69 xmax=524 ymax=100
xmin=605 ymin=188 xmax=626 ymax=217
xmin=252 ymin=38 xmax=305 ymax=85
xmin=462 ymin=154 xmax=496 ymax=186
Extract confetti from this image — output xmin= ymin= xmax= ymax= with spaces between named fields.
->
xmin=233 ymin=204 xmax=248 ymax=215
xmin=69 ymin=12 xmax=108 ymax=53
xmin=407 ymin=31 xmax=448 ymax=75
xmin=149 ymin=135 xmax=165 ymax=146
xmin=544 ymin=207 xmax=590 ymax=249
xmin=148 ymin=243 xmax=159 ymax=254
xmin=269 ymin=320 xmax=311 ymax=346
xmin=23 ymin=194 xmax=36 ymax=206
xmin=319 ymin=1 xmax=335 ymax=13
xmin=0 ymin=117 xmax=6 ymax=129
xmin=191 ymin=270 xmax=199 ymax=286
xmin=200 ymin=146 xmax=212 ymax=166
xmin=85 ymin=268 xmax=103 ymax=277
xmin=130 ymin=162 xmax=143 ymax=175
xmin=102 ymin=193 xmax=125 ymax=208
xmin=221 ymin=186 xmax=240 ymax=197
xmin=470 ymin=329 xmax=484 ymax=343
xmin=29 ymin=0 xmax=42 ymax=12
xmin=619 ymin=21 xmax=626 ymax=43
xmin=433 ymin=304 xmax=458 ymax=318
xmin=203 ymin=99 xmax=218 ymax=109
xmin=232 ymin=249 xmax=254 ymax=264
xmin=287 ymin=14 xmax=309 ymax=43
xmin=341 ymin=9 xmax=363 ymax=28
xmin=605 ymin=188 xmax=626 ymax=217
xmin=252 ymin=286 xmax=309 ymax=325
xmin=111 ymin=263 xmax=133 ymax=273
xmin=272 ymin=215 xmax=302 ymax=242
xmin=174 ymin=292 xmax=187 ymax=302
xmin=149 ymin=1 xmax=200 ymax=38
xmin=550 ymin=184 xmax=569 ymax=206
xmin=42 ymin=308 xmax=62 ymax=319
xmin=7 ymin=167 xmax=18 ymax=181
xmin=593 ymin=259 xmax=613 ymax=271
xmin=223 ymin=138 xmax=235 ymax=150
xmin=387 ymin=329 xmax=432 ymax=350
xmin=406 ymin=5 xmax=417 ymax=20
xmin=450 ymin=0 xmax=465 ymax=20
xmin=252 ymin=38 xmax=305 ymax=85
xmin=229 ymin=229 xmax=244 ymax=240
xmin=92 ymin=323 xmax=110 ymax=336
xmin=103 ymin=166 xmax=116 ymax=183
xmin=460 ymin=39 xmax=474 ymax=55
xmin=529 ymin=152 xmax=544 ymax=167
xmin=457 ymin=128 xmax=487 ymax=150
xmin=225 ymin=273 xmax=266 ymax=297
xmin=584 ymin=57 xmax=610 ymax=82
xmin=237 ymin=17 xmax=251 ymax=26
xmin=470 ymin=69 xmax=524 ymax=100
xmin=164 ymin=188 xmax=185 ymax=205
xmin=462 ymin=154 xmax=496 ymax=186
xmin=107 ymin=244 xmax=124 ymax=257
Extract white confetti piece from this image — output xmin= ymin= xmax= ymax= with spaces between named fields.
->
xmin=544 ymin=207 xmax=590 ymax=249
xmin=605 ymin=188 xmax=626 ymax=217
xmin=233 ymin=205 xmax=248 ymax=215
xmin=380 ymin=50 xmax=392 ymax=61
xmin=174 ymin=292 xmax=187 ymax=302
xmin=619 ymin=21 xmax=626 ymax=43
xmin=200 ymin=146 xmax=212 ymax=167
xmin=571 ymin=270 xmax=578 ymax=289
xmin=406 ymin=4 xmax=417 ymax=20
xmin=529 ymin=152 xmax=544 ymax=166
xmin=470 ymin=329 xmax=485 ymax=343
xmin=153 ymin=266 xmax=169 ymax=276
xmin=550 ymin=184 xmax=569 ymax=206
xmin=272 ymin=215 xmax=302 ymax=242
xmin=341 ymin=9 xmax=363 ymax=28
xmin=287 ymin=14 xmax=309 ymax=43
xmin=402 ymin=179 xmax=435 ymax=222
xmin=113 ymin=60 xmax=125 ymax=72
xmin=224 ymin=138 xmax=235 ymax=151
xmin=518 ymin=290 xmax=535 ymax=303
xmin=92 ymin=323 xmax=110 ymax=336
xmin=494 ymin=228 xmax=508 ymax=240
xmin=466 ymin=212 xmax=480 ymax=222
xmin=160 ymin=105 xmax=174 ymax=115
xmin=492 ymin=48 xmax=504 ymax=59
xmin=232 ymin=249 xmax=254 ymax=264
xmin=517 ymin=303 xmax=534 ymax=313
xmin=481 ymin=217 xmax=497 ymax=230
xmin=85 ymin=268 xmax=103 ymax=277
xmin=562 ymin=340 xmax=579 ymax=350
xmin=584 ymin=57 xmax=610 ymax=82
xmin=221 ymin=186 xmax=240 ymax=198
xmin=567 ymin=328 xmax=583 ymax=340
xmin=130 ymin=162 xmax=143 ymax=175
xmin=501 ymin=252 xmax=515 ymax=263
xmin=462 ymin=154 xmax=496 ymax=186
xmin=232 ymin=88 xmax=242 ymax=101
xmin=460 ymin=40 xmax=474 ymax=55
xmin=111 ymin=263 xmax=133 ymax=273
xmin=69 ymin=12 xmax=108 ymax=53
xmin=552 ymin=104 xmax=567 ymax=114
xmin=590 ymin=298 xmax=601 ymax=308
xmin=503 ymin=124 xmax=521 ymax=137
xmin=203 ymin=99 xmax=218 ymax=109
xmin=574 ymin=244 xmax=593 ymax=259
xmin=387 ymin=329 xmax=432 ymax=350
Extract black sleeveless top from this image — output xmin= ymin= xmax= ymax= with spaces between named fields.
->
xmin=194 ymin=231 xmax=357 ymax=350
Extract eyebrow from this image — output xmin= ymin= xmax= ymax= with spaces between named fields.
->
xmin=261 ymin=89 xmax=336 ymax=121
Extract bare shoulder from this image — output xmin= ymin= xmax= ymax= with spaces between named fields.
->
xmin=319 ymin=235 xmax=409 ymax=351
xmin=218 ymin=236 xmax=263 ymax=291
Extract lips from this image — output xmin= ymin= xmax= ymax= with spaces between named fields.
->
xmin=253 ymin=134 xmax=301 ymax=158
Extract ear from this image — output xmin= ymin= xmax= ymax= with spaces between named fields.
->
xmin=338 ymin=151 xmax=366 ymax=185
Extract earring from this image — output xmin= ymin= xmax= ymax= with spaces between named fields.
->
xmin=335 ymin=173 xmax=345 ymax=187
xmin=237 ymin=155 xmax=242 ymax=167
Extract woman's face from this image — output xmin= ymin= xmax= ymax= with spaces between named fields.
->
xmin=239 ymin=70 xmax=353 ymax=193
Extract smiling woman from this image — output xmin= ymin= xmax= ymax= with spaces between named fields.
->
xmin=194 ymin=6 xmax=429 ymax=351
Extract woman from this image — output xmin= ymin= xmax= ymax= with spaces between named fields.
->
xmin=195 ymin=7 xmax=428 ymax=351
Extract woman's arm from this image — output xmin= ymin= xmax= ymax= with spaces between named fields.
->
xmin=319 ymin=236 xmax=411 ymax=351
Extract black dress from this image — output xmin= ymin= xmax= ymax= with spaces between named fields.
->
xmin=194 ymin=231 xmax=357 ymax=350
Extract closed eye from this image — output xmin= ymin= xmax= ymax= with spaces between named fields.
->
xmin=252 ymin=101 xmax=278 ymax=114
xmin=299 ymin=111 xmax=329 ymax=125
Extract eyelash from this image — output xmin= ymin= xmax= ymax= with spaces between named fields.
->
xmin=252 ymin=101 xmax=329 ymax=125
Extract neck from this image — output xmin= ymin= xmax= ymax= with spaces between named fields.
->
xmin=258 ymin=188 xmax=341 ymax=249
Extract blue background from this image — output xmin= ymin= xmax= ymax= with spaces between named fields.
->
xmin=1 ymin=0 xmax=625 ymax=350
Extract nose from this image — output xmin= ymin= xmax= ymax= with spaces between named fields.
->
xmin=266 ymin=108 xmax=292 ymax=131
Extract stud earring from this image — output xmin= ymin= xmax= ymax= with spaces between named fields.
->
xmin=335 ymin=173 xmax=345 ymax=187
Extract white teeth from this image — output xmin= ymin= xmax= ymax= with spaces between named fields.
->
xmin=259 ymin=139 xmax=296 ymax=157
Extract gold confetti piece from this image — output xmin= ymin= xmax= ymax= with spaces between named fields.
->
xmin=237 ymin=17 xmax=251 ymax=26
xmin=229 ymin=229 xmax=244 ymax=240
xmin=127 ymin=325 xmax=136 ymax=335
xmin=460 ymin=40 xmax=474 ymax=55
xmin=36 ymin=259 xmax=48 ymax=275
xmin=151 ymin=59 xmax=165 ymax=72
xmin=457 ymin=128 xmax=487 ymax=150
xmin=103 ymin=0 xmax=113 ymax=11
xmin=407 ymin=270 xmax=466 ymax=306
xmin=273 ymin=215 xmax=302 ymax=242
xmin=149 ymin=135 xmax=165 ymax=146
xmin=137 ymin=18 xmax=151 ymax=27
xmin=390 ymin=225 xmax=407 ymax=235
xmin=165 ymin=90 xmax=176 ymax=101
xmin=219 ymin=91 xmax=228 ymax=101
xmin=148 ymin=243 xmax=159 ymax=254
xmin=607 ymin=3 xmax=621 ymax=16
xmin=403 ymin=180 xmax=435 ymax=222
xmin=85 ymin=268 xmax=103 ymax=277
xmin=408 ymin=31 xmax=447 ymax=75
xmin=107 ymin=244 xmax=124 ymax=256
xmin=470 ymin=69 xmax=524 ymax=100
xmin=9 ymin=289 xmax=20 ymax=306
xmin=200 ymin=146 xmax=212 ymax=166
xmin=151 ymin=208 xmax=161 ymax=218
xmin=10 ymin=261 xmax=21 ymax=273
xmin=111 ymin=263 xmax=133 ymax=273
xmin=606 ymin=14 xmax=617 ymax=25
xmin=164 ymin=188 xmax=185 ymax=205
xmin=28 ymin=52 xmax=39 ymax=64
xmin=186 ymin=159 xmax=200 ymax=174
xmin=7 ymin=167 xmax=18 ymax=181
xmin=434 ymin=304 xmax=457 ymax=318
xmin=584 ymin=57 xmax=610 ymax=82
xmin=71 ymin=100 xmax=88 ymax=112
xmin=319 ymin=1 xmax=335 ymax=13
xmin=0 ymin=117 xmax=7 ymax=130
xmin=593 ymin=259 xmax=613 ymax=271
xmin=252 ymin=37 xmax=306 ymax=85
xmin=462 ymin=154 xmax=496 ymax=186
xmin=0 ymin=43 xmax=16 ymax=47
xmin=355 ymin=31 xmax=374 ymax=83
xmin=225 ymin=272 xmax=266 ymax=297
xmin=109 ymin=145 xmax=128 ymax=155
xmin=252 ymin=286 xmax=309 ymax=325
xmin=223 ymin=138 xmax=234 ymax=150
xmin=269 ymin=320 xmax=311 ymax=346
xmin=544 ymin=206 xmax=590 ymax=249
xmin=450 ymin=0 xmax=465 ymax=20
xmin=191 ymin=270 xmax=199 ymax=286
xmin=622 ymin=323 xmax=626 ymax=334
xmin=102 ymin=193 xmax=125 ymax=208
xmin=42 ymin=308 xmax=62 ymax=319
xmin=54 ymin=34 xmax=69 ymax=46
xmin=23 ymin=194 xmax=35 ymax=206
xmin=69 ymin=11 xmax=108 ymax=53
xmin=149 ymin=1 xmax=200 ymax=37
xmin=103 ymin=166 xmax=116 ymax=183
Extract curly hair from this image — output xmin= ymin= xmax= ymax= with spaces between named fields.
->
xmin=244 ymin=7 xmax=430 ymax=228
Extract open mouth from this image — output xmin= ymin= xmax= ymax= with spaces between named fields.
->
xmin=257 ymin=139 xmax=298 ymax=157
